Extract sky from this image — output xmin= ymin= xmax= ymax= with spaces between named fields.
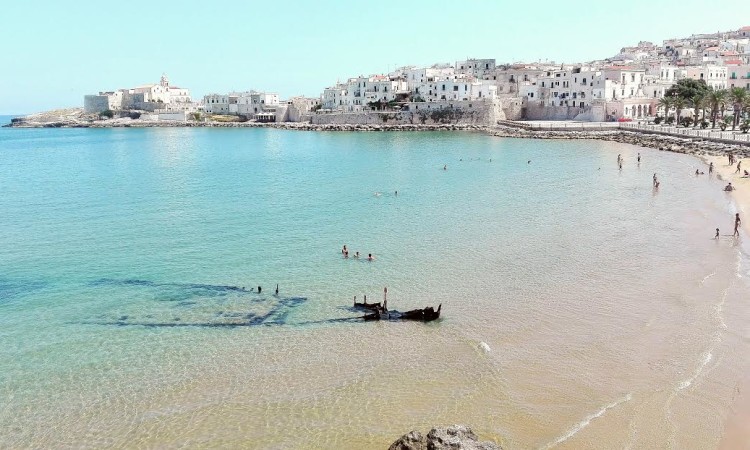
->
xmin=1 ymin=0 xmax=749 ymax=114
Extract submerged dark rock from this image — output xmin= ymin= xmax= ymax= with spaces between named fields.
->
xmin=389 ymin=425 xmax=501 ymax=450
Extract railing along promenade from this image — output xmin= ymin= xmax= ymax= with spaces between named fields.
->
xmin=619 ymin=122 xmax=750 ymax=145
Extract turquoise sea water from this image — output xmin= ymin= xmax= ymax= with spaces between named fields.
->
xmin=1 ymin=127 xmax=748 ymax=448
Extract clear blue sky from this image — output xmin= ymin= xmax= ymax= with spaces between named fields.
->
xmin=1 ymin=0 xmax=748 ymax=114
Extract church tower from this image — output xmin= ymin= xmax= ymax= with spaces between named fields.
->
xmin=160 ymin=73 xmax=169 ymax=88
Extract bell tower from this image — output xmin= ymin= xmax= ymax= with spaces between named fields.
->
xmin=160 ymin=73 xmax=169 ymax=87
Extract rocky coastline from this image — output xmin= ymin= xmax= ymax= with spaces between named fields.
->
xmin=489 ymin=125 xmax=750 ymax=158
xmin=5 ymin=111 xmax=750 ymax=158
xmin=3 ymin=112 xmax=486 ymax=132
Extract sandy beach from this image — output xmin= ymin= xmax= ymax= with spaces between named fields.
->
xmin=703 ymin=155 xmax=750 ymax=234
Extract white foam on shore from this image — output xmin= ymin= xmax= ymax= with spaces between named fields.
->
xmin=541 ymin=393 xmax=632 ymax=449
xmin=677 ymin=351 xmax=713 ymax=391
xmin=700 ymin=271 xmax=716 ymax=285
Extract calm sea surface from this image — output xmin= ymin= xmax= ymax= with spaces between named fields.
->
xmin=0 ymin=126 xmax=748 ymax=449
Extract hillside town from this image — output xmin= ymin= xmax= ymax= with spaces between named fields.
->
xmin=78 ymin=25 xmax=750 ymax=127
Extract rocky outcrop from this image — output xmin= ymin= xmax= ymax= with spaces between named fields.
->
xmin=389 ymin=425 xmax=501 ymax=450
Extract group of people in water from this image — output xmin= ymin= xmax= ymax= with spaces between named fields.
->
xmin=619 ymin=152 xmax=743 ymax=239
xmin=341 ymin=245 xmax=375 ymax=261
xmin=617 ymin=153 xmax=641 ymax=171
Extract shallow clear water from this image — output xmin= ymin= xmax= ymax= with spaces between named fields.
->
xmin=0 ymin=127 xmax=748 ymax=449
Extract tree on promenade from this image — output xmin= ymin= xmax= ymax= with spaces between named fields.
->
xmin=674 ymin=97 xmax=687 ymax=124
xmin=729 ymin=87 xmax=748 ymax=131
xmin=658 ymin=96 xmax=673 ymax=121
xmin=691 ymin=93 xmax=706 ymax=128
xmin=707 ymin=88 xmax=728 ymax=129
xmin=665 ymin=78 xmax=710 ymax=102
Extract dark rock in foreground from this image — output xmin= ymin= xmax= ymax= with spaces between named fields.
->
xmin=389 ymin=425 xmax=501 ymax=450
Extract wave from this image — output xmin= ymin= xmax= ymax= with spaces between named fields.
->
xmin=541 ymin=393 xmax=632 ymax=449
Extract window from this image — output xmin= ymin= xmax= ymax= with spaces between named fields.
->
xmin=442 ymin=84 xmax=446 ymax=91
xmin=453 ymin=86 xmax=458 ymax=91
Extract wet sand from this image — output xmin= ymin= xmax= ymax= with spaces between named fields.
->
xmin=702 ymin=154 xmax=750 ymax=449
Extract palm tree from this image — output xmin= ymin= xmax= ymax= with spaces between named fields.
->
xmin=658 ymin=96 xmax=673 ymax=123
xmin=729 ymin=87 xmax=748 ymax=131
xmin=674 ymin=97 xmax=687 ymax=124
xmin=691 ymin=93 xmax=705 ymax=128
xmin=706 ymin=88 xmax=728 ymax=129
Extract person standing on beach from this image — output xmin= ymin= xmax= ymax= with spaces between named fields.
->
xmin=736 ymin=161 xmax=742 ymax=174
xmin=653 ymin=173 xmax=658 ymax=187
xmin=715 ymin=228 xmax=720 ymax=239
xmin=637 ymin=153 xmax=641 ymax=164
xmin=709 ymin=162 xmax=714 ymax=174
xmin=735 ymin=213 xmax=742 ymax=237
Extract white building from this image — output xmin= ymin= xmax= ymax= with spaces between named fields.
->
xmin=203 ymin=94 xmax=230 ymax=114
xmin=685 ymin=65 xmax=727 ymax=89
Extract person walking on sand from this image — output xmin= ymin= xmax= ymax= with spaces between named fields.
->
xmin=736 ymin=161 xmax=742 ymax=174
xmin=637 ymin=153 xmax=641 ymax=164
xmin=653 ymin=173 xmax=658 ymax=187
xmin=735 ymin=213 xmax=742 ymax=237
xmin=709 ymin=162 xmax=714 ymax=174
xmin=715 ymin=228 xmax=720 ymax=239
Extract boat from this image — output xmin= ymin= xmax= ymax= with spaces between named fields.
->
xmin=361 ymin=304 xmax=441 ymax=322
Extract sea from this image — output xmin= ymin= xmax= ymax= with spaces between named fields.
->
xmin=1 ymin=120 xmax=748 ymax=449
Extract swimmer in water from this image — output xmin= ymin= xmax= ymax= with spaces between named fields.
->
xmin=368 ymin=253 xmax=374 ymax=261
xmin=275 ymin=284 xmax=279 ymax=295
xmin=443 ymin=164 xmax=447 ymax=170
